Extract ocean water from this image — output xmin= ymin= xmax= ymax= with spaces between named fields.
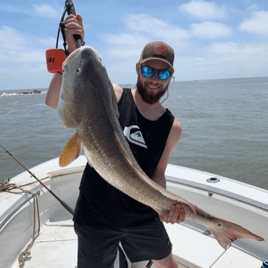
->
xmin=1 ymin=77 xmax=268 ymax=190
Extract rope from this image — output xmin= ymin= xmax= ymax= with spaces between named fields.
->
xmin=0 ymin=178 xmax=41 ymax=267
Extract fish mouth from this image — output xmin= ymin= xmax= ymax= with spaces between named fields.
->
xmin=62 ymin=47 xmax=83 ymax=71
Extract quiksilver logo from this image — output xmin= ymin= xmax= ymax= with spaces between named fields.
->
xmin=123 ymin=125 xmax=147 ymax=149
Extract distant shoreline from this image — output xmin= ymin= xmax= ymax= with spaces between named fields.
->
xmin=16 ymin=89 xmax=45 ymax=95
xmin=0 ymin=88 xmax=47 ymax=95
xmin=1 ymin=76 xmax=268 ymax=94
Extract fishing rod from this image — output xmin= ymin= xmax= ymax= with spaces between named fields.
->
xmin=46 ymin=0 xmax=84 ymax=73
xmin=64 ymin=0 xmax=83 ymax=48
xmin=0 ymin=144 xmax=74 ymax=215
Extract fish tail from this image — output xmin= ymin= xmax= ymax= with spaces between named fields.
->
xmin=59 ymin=132 xmax=82 ymax=167
xmin=210 ymin=218 xmax=264 ymax=249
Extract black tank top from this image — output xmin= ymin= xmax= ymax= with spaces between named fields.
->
xmin=73 ymin=88 xmax=175 ymax=227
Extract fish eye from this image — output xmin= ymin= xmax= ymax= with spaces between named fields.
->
xmin=77 ymin=67 xmax=81 ymax=73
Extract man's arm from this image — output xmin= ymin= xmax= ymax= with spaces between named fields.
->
xmin=45 ymin=73 xmax=62 ymax=109
xmin=151 ymin=118 xmax=185 ymax=224
xmin=45 ymin=14 xmax=84 ymax=109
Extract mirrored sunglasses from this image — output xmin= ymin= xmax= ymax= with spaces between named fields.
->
xmin=139 ymin=63 xmax=171 ymax=80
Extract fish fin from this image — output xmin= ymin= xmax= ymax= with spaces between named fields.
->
xmin=210 ymin=217 xmax=264 ymax=249
xmin=59 ymin=133 xmax=82 ymax=167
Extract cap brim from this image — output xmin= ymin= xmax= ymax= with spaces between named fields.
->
xmin=139 ymin=57 xmax=173 ymax=68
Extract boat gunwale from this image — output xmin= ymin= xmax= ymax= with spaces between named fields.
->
xmin=0 ymin=190 xmax=41 ymax=231
xmin=166 ymin=178 xmax=268 ymax=212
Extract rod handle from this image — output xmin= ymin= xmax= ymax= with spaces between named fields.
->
xmin=65 ymin=0 xmax=82 ymax=48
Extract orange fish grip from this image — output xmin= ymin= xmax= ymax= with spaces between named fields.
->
xmin=46 ymin=48 xmax=67 ymax=73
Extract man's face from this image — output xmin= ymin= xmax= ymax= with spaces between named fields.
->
xmin=136 ymin=60 xmax=173 ymax=105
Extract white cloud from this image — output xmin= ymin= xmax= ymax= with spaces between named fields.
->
xmin=200 ymin=42 xmax=268 ymax=74
xmin=0 ymin=26 xmax=49 ymax=66
xmin=174 ymin=42 xmax=268 ymax=81
xmin=105 ymin=33 xmax=148 ymax=59
xmin=126 ymin=14 xmax=168 ymax=32
xmin=246 ymin=4 xmax=260 ymax=12
xmin=0 ymin=24 xmax=55 ymax=89
xmin=204 ymin=42 xmax=268 ymax=57
xmin=37 ymin=36 xmax=57 ymax=48
xmin=125 ymin=14 xmax=189 ymax=40
xmin=103 ymin=13 xmax=190 ymax=61
xmin=0 ymin=50 xmax=46 ymax=64
xmin=105 ymin=33 xmax=148 ymax=47
xmin=33 ymin=3 xmax=59 ymax=18
xmin=191 ymin=22 xmax=232 ymax=39
xmin=178 ymin=0 xmax=227 ymax=20
xmin=0 ymin=26 xmax=26 ymax=51
xmin=239 ymin=11 xmax=268 ymax=35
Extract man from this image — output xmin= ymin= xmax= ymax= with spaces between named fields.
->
xmin=46 ymin=14 xmax=185 ymax=268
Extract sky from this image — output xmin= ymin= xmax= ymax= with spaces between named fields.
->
xmin=0 ymin=0 xmax=268 ymax=90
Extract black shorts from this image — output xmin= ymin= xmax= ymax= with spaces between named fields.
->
xmin=74 ymin=218 xmax=172 ymax=268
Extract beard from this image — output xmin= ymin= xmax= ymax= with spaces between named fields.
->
xmin=136 ymin=78 xmax=170 ymax=105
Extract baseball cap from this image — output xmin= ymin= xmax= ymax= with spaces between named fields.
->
xmin=139 ymin=41 xmax=174 ymax=68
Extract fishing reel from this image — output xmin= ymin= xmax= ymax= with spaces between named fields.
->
xmin=46 ymin=0 xmax=84 ymax=73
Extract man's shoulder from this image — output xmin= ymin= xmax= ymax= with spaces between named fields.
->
xmin=112 ymin=83 xmax=123 ymax=102
xmin=168 ymin=117 xmax=182 ymax=145
xmin=172 ymin=117 xmax=181 ymax=130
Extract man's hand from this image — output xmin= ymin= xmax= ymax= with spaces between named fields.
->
xmin=64 ymin=14 xmax=84 ymax=54
xmin=159 ymin=204 xmax=185 ymax=224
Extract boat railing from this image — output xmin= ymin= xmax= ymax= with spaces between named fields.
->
xmin=0 ymin=190 xmax=40 ymax=231
xmin=166 ymin=178 xmax=268 ymax=212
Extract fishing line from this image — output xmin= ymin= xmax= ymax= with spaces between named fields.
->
xmin=160 ymin=88 xmax=169 ymax=104
xmin=0 ymin=144 xmax=74 ymax=215
xmin=56 ymin=5 xmax=68 ymax=51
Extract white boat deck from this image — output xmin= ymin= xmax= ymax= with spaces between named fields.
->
xmin=15 ymin=218 xmax=263 ymax=268
xmin=165 ymin=224 xmax=263 ymax=268
xmin=21 ymin=219 xmax=77 ymax=268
